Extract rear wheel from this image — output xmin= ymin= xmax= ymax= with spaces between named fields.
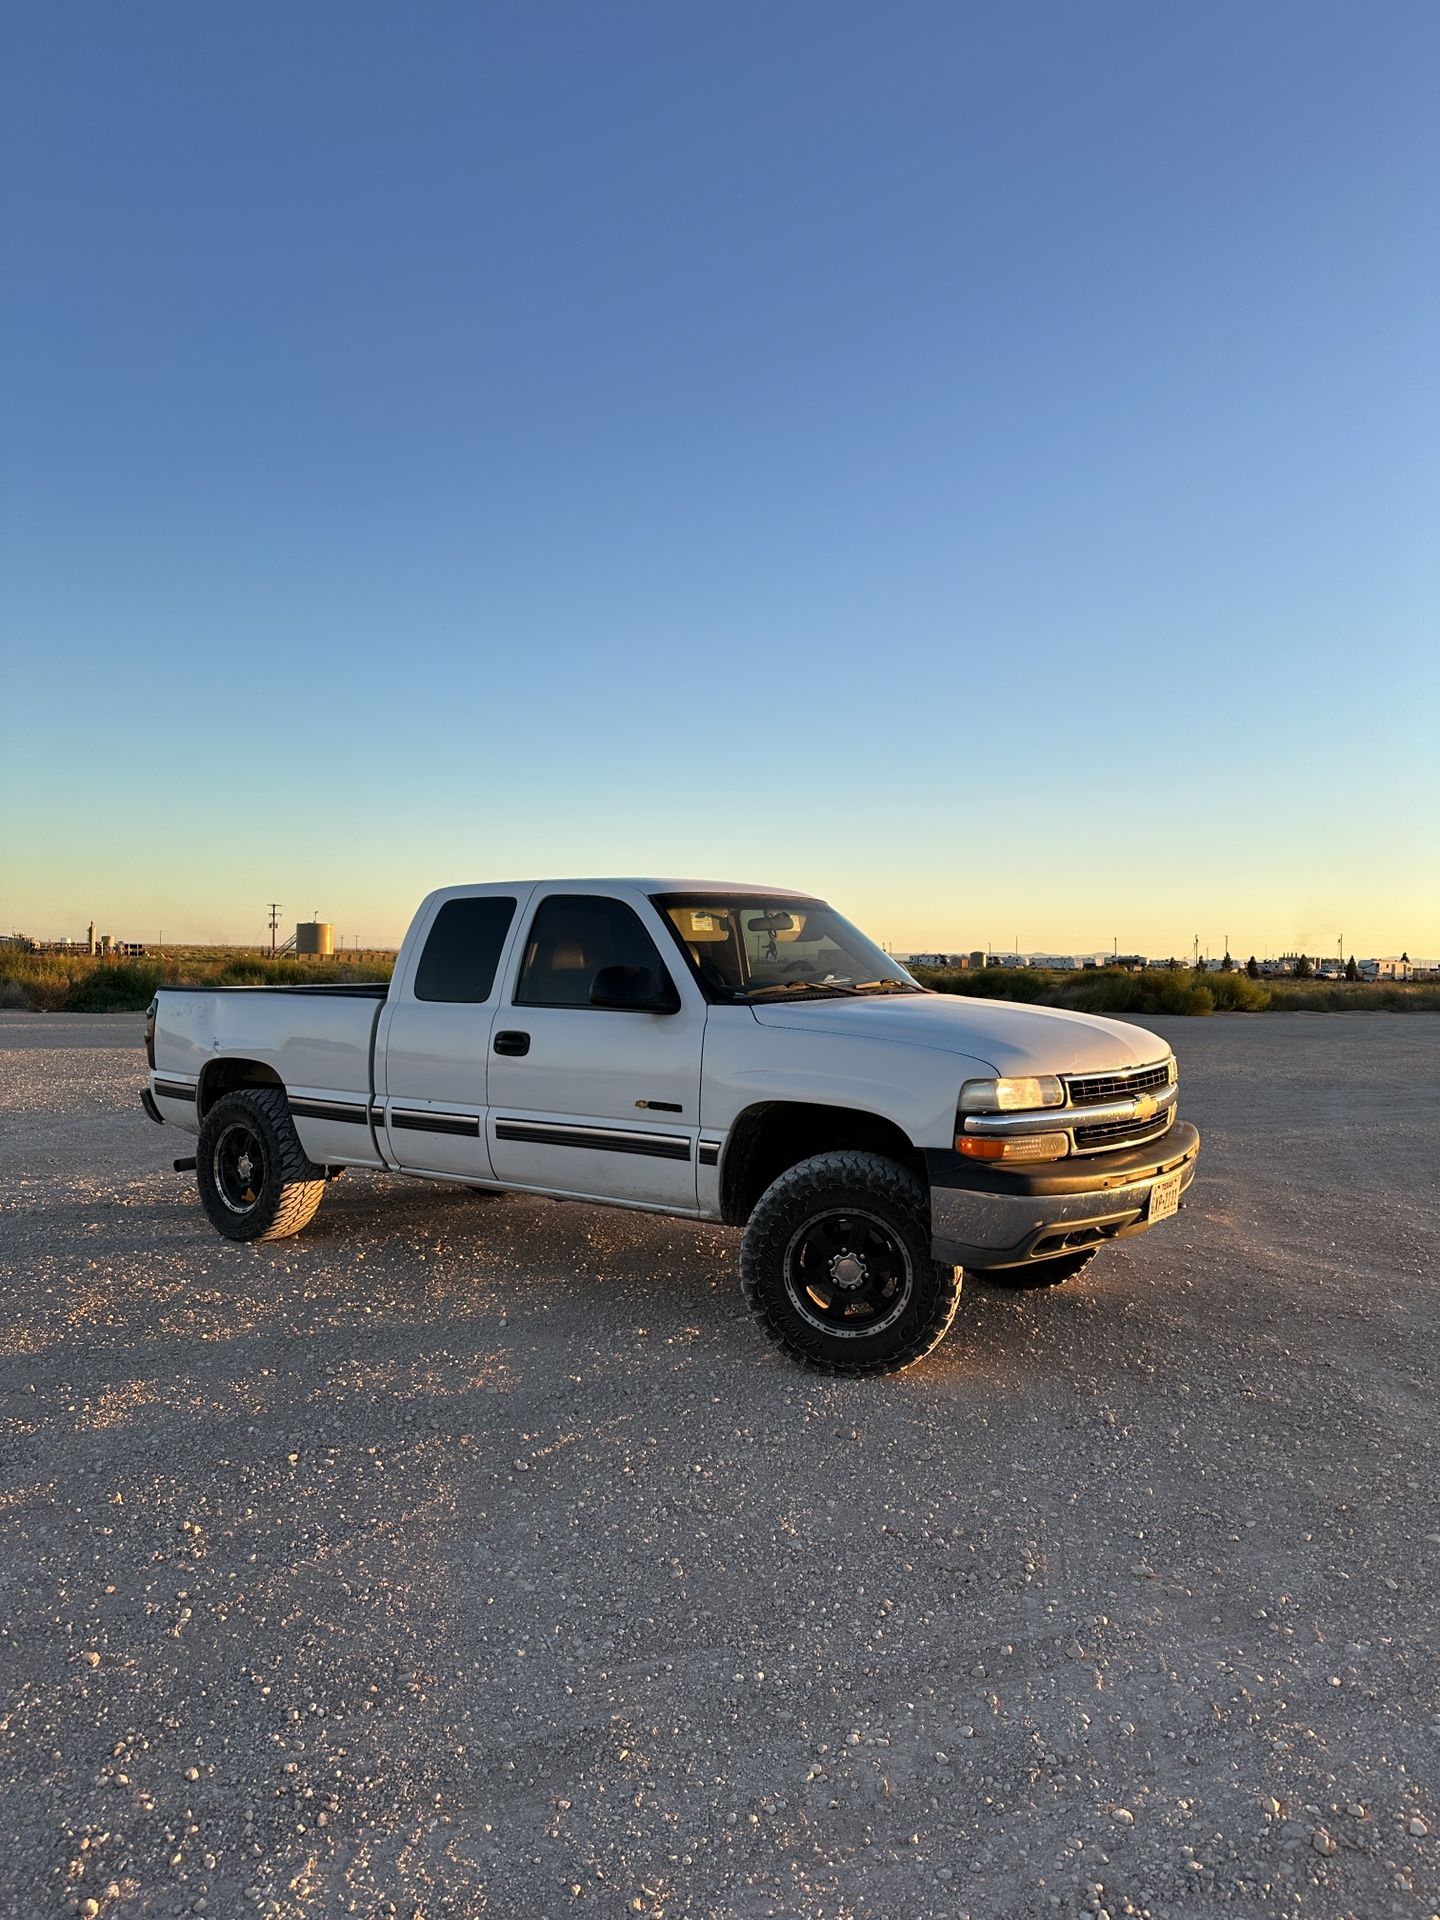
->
xmin=196 ymin=1088 xmax=326 ymax=1243
xmin=740 ymin=1151 xmax=961 ymax=1375
xmin=976 ymin=1248 xmax=1098 ymax=1290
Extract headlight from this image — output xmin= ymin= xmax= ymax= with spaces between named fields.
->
xmin=958 ymin=1075 xmax=1064 ymax=1114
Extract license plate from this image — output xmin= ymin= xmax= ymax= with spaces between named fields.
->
xmin=1148 ymin=1171 xmax=1182 ymax=1223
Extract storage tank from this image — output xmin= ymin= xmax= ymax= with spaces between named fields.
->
xmin=295 ymin=921 xmax=335 ymax=956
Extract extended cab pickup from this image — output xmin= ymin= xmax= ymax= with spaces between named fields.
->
xmin=142 ymin=880 xmax=1199 ymax=1374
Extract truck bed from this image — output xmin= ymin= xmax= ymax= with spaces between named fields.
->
xmin=150 ymin=983 xmax=391 ymax=1164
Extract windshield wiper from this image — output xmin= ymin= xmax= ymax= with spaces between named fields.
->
xmin=851 ymin=980 xmax=924 ymax=994
xmin=745 ymin=980 xmax=862 ymax=1000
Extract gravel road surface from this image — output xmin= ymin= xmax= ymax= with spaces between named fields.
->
xmin=1 ymin=1011 xmax=1436 ymax=1920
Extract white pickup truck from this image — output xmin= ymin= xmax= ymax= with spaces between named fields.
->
xmin=142 ymin=880 xmax=1199 ymax=1374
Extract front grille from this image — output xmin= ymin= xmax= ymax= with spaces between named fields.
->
xmin=1072 ymin=1108 xmax=1175 ymax=1153
xmin=1064 ymin=1061 xmax=1172 ymax=1107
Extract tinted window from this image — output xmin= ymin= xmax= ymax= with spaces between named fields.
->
xmin=515 ymin=894 xmax=673 ymax=1008
xmin=414 ymin=896 xmax=517 ymax=1003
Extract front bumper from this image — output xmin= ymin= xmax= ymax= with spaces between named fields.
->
xmin=927 ymin=1123 xmax=1199 ymax=1269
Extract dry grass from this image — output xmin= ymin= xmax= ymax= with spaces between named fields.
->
xmin=0 ymin=945 xmax=395 ymax=1012
xmin=912 ymin=963 xmax=1440 ymax=1015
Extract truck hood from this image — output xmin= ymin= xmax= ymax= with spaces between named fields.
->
xmin=749 ymin=993 xmax=1169 ymax=1077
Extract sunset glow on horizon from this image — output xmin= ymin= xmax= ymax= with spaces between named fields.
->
xmin=2 ymin=3 xmax=1436 ymax=959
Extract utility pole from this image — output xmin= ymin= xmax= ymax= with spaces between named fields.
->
xmin=1193 ymin=933 xmax=1200 ymax=970
xmin=267 ymin=903 xmax=282 ymax=958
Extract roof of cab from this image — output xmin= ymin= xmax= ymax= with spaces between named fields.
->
xmin=438 ymin=878 xmax=819 ymax=898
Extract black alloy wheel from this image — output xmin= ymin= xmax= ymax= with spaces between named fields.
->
xmin=211 ymin=1117 xmax=268 ymax=1215
xmin=195 ymin=1088 xmax=327 ymax=1243
xmin=740 ymin=1150 xmax=962 ymax=1375
xmin=782 ymin=1208 xmax=914 ymax=1337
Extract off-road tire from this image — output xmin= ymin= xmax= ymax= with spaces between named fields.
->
xmin=196 ymin=1088 xmax=326 ymax=1243
xmin=976 ymin=1247 xmax=1098 ymax=1290
xmin=739 ymin=1151 xmax=961 ymax=1375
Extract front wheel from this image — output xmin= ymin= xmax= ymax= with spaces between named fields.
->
xmin=740 ymin=1151 xmax=961 ymax=1375
xmin=196 ymin=1088 xmax=326 ymax=1243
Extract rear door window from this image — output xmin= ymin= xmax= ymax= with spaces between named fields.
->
xmin=413 ymin=896 xmax=517 ymax=1003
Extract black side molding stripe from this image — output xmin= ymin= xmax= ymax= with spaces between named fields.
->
xmin=290 ymin=1098 xmax=370 ymax=1125
xmin=390 ymin=1109 xmax=481 ymax=1138
xmin=154 ymin=1080 xmax=196 ymax=1103
xmin=698 ymin=1141 xmax=720 ymax=1166
xmin=495 ymin=1120 xmax=691 ymax=1162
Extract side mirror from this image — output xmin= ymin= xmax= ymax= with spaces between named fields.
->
xmin=589 ymin=964 xmax=681 ymax=1014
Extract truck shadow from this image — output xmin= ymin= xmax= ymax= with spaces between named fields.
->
xmin=299 ymin=1174 xmax=1153 ymax=1388
xmin=57 ymin=1171 xmax=1170 ymax=1394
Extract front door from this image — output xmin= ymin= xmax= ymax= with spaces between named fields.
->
xmin=486 ymin=890 xmax=704 ymax=1209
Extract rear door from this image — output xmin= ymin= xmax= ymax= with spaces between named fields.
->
xmin=377 ymin=887 xmax=529 ymax=1181
xmin=485 ymin=889 xmax=704 ymax=1209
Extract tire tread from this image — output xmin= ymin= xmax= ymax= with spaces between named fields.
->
xmin=197 ymin=1087 xmax=326 ymax=1243
xmin=739 ymin=1150 xmax=961 ymax=1375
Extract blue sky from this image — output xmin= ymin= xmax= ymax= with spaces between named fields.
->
xmin=2 ymin=1 xmax=1436 ymax=957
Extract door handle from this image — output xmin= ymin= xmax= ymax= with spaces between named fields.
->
xmin=493 ymin=1030 xmax=530 ymax=1056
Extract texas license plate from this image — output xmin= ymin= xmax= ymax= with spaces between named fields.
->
xmin=1148 ymin=1171 xmax=1182 ymax=1223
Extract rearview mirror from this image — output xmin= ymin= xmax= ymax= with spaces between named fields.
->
xmin=589 ymin=964 xmax=681 ymax=1013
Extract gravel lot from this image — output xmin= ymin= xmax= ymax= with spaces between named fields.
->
xmin=1 ymin=1010 xmax=1436 ymax=1920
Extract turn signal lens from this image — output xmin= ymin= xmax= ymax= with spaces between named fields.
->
xmin=958 ymin=1075 xmax=1064 ymax=1114
xmin=955 ymin=1131 xmax=1069 ymax=1163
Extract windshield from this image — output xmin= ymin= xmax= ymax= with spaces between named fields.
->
xmin=653 ymin=894 xmax=923 ymax=1003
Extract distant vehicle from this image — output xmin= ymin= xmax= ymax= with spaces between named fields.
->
xmin=141 ymin=880 xmax=1199 ymax=1375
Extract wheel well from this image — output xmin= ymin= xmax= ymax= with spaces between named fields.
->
xmin=719 ymin=1101 xmax=925 ymax=1226
xmin=198 ymin=1057 xmax=284 ymax=1116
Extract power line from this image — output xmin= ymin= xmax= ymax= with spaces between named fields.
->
xmin=267 ymin=902 xmax=282 ymax=958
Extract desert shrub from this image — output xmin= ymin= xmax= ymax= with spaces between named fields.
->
xmin=0 ymin=947 xmax=393 ymax=1012
xmin=1054 ymin=969 xmax=1217 ymax=1017
xmin=911 ymin=961 xmax=1440 ymax=1016
xmin=1266 ymin=980 xmax=1440 ymax=1013
xmin=918 ymin=966 xmax=1053 ymax=1003
xmin=62 ymin=960 xmax=167 ymax=1011
xmin=1204 ymin=971 xmax=1271 ymax=1012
